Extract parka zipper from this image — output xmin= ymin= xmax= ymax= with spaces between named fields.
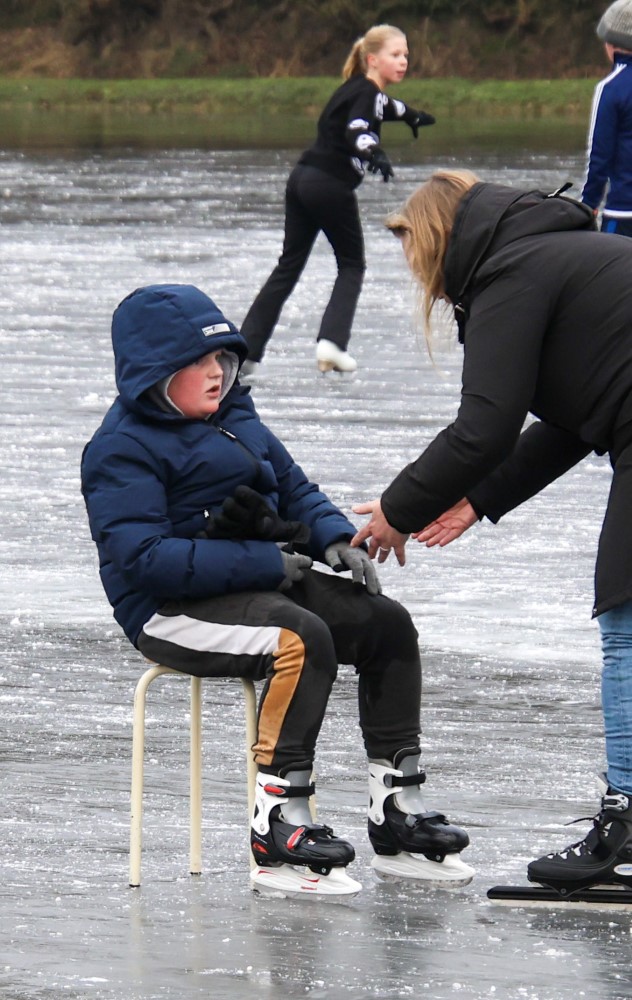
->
xmin=203 ymin=426 xmax=261 ymax=521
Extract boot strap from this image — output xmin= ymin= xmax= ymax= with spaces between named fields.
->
xmin=263 ymin=781 xmax=315 ymax=799
xmin=384 ymin=770 xmax=426 ymax=789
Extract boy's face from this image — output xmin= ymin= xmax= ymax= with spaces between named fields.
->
xmin=168 ymin=351 xmax=225 ymax=418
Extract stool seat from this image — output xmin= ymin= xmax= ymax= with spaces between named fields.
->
xmin=129 ymin=664 xmax=257 ymax=887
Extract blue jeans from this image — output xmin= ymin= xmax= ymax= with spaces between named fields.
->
xmin=599 ymin=600 xmax=632 ymax=795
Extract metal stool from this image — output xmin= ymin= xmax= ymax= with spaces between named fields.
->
xmin=129 ymin=664 xmax=257 ymax=887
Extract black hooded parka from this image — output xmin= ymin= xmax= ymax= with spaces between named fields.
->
xmin=380 ymin=182 xmax=632 ymax=616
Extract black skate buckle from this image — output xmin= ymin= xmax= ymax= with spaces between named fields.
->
xmin=263 ymin=781 xmax=316 ymax=798
xmin=286 ymin=823 xmax=334 ymax=851
xmin=384 ymin=769 xmax=426 ymax=789
xmin=284 ymin=783 xmax=316 ymax=798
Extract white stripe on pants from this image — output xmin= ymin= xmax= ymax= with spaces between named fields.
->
xmin=142 ymin=611 xmax=281 ymax=657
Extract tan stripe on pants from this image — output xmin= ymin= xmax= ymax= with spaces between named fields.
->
xmin=252 ymin=627 xmax=305 ymax=767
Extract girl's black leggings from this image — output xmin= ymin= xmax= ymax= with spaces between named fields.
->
xmin=240 ymin=164 xmax=366 ymax=361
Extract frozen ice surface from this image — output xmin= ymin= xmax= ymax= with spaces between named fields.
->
xmin=2 ymin=148 xmax=632 ymax=1000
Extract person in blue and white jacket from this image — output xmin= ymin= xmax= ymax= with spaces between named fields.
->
xmin=81 ymin=283 xmax=473 ymax=895
xmin=582 ymin=0 xmax=632 ymax=236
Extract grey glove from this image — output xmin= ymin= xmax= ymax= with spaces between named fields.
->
xmin=324 ymin=542 xmax=382 ymax=596
xmin=278 ymin=550 xmax=313 ymax=591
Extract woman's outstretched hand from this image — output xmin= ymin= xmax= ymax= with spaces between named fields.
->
xmin=350 ymin=499 xmax=409 ymax=566
xmin=412 ymin=498 xmax=478 ymax=547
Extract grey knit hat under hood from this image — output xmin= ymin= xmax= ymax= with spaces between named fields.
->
xmin=597 ymin=0 xmax=632 ymax=51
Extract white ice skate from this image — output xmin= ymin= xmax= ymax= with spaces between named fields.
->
xmin=250 ymin=771 xmax=361 ymax=899
xmin=368 ymin=752 xmax=475 ymax=889
xmin=316 ymin=340 xmax=357 ymax=373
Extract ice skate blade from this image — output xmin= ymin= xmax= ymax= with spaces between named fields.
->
xmin=317 ymin=361 xmax=357 ymax=375
xmin=250 ymin=863 xmax=362 ymax=899
xmin=371 ymin=852 xmax=475 ymax=888
xmin=488 ymin=884 xmax=632 ymax=910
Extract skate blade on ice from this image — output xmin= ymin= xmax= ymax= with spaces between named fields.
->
xmin=487 ymin=884 xmax=632 ymax=911
xmin=250 ymin=863 xmax=362 ymax=899
xmin=372 ymin=851 xmax=475 ymax=887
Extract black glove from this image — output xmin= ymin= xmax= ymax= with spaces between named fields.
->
xmin=200 ymin=486 xmax=311 ymax=544
xmin=403 ymin=108 xmax=436 ymax=139
xmin=367 ymin=148 xmax=394 ymax=183
xmin=324 ymin=542 xmax=382 ymax=596
xmin=278 ymin=550 xmax=313 ymax=591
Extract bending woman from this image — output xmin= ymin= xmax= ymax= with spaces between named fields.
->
xmin=351 ymin=168 xmax=632 ymax=898
xmin=240 ymin=24 xmax=434 ymax=376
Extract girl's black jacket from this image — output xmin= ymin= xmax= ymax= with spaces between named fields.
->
xmin=380 ymin=182 xmax=632 ymax=615
xmin=298 ymin=74 xmax=414 ymax=188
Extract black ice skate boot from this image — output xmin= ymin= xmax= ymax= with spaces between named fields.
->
xmin=367 ymin=747 xmax=475 ymax=886
xmin=527 ymin=783 xmax=632 ymax=897
xmin=250 ymin=768 xmax=361 ymax=898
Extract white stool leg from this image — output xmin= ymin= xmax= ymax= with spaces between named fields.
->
xmin=189 ymin=675 xmax=202 ymax=875
xmin=129 ymin=664 xmax=174 ymax=887
xmin=130 ymin=667 xmax=258 ymax=885
xmin=241 ymin=679 xmax=258 ymax=868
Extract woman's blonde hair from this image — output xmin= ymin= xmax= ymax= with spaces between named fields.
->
xmin=342 ymin=24 xmax=406 ymax=79
xmin=386 ymin=169 xmax=480 ymax=343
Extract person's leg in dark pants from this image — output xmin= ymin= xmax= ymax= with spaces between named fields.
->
xmin=316 ymin=188 xmax=365 ymax=352
xmin=284 ymin=569 xmax=473 ymax=882
xmin=283 ymin=569 xmax=421 ymax=756
xmin=291 ymin=169 xmax=366 ymax=352
xmin=240 ymin=166 xmax=320 ymax=362
xmin=241 ymin=165 xmax=365 ymax=361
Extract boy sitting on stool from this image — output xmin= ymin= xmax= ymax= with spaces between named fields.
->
xmin=81 ymin=283 xmax=473 ymax=896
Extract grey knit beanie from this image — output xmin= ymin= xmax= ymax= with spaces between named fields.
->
xmin=597 ymin=0 xmax=632 ymax=50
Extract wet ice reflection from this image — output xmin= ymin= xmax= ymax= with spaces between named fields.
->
xmin=1 ymin=147 xmax=630 ymax=1000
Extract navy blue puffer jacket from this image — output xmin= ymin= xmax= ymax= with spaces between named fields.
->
xmin=81 ymin=284 xmax=356 ymax=645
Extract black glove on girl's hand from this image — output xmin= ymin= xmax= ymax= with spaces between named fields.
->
xmin=404 ymin=109 xmax=436 ymax=138
xmin=367 ymin=148 xmax=394 ymax=183
xmin=324 ymin=542 xmax=382 ymax=596
xmin=200 ymin=485 xmax=311 ymax=543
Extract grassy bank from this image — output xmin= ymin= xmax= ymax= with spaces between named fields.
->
xmin=0 ymin=76 xmax=598 ymax=120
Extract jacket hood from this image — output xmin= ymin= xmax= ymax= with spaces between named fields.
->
xmin=444 ymin=182 xmax=596 ymax=307
xmin=112 ymin=284 xmax=248 ymax=412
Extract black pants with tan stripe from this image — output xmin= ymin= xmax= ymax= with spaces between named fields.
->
xmin=137 ymin=569 xmax=421 ymax=775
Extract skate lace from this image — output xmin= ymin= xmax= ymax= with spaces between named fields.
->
xmin=547 ymin=793 xmax=630 ymax=861
xmin=552 ymin=813 xmax=603 ymax=859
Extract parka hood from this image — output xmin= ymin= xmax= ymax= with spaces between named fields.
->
xmin=112 ymin=284 xmax=248 ymax=413
xmin=444 ymin=183 xmax=596 ymax=309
